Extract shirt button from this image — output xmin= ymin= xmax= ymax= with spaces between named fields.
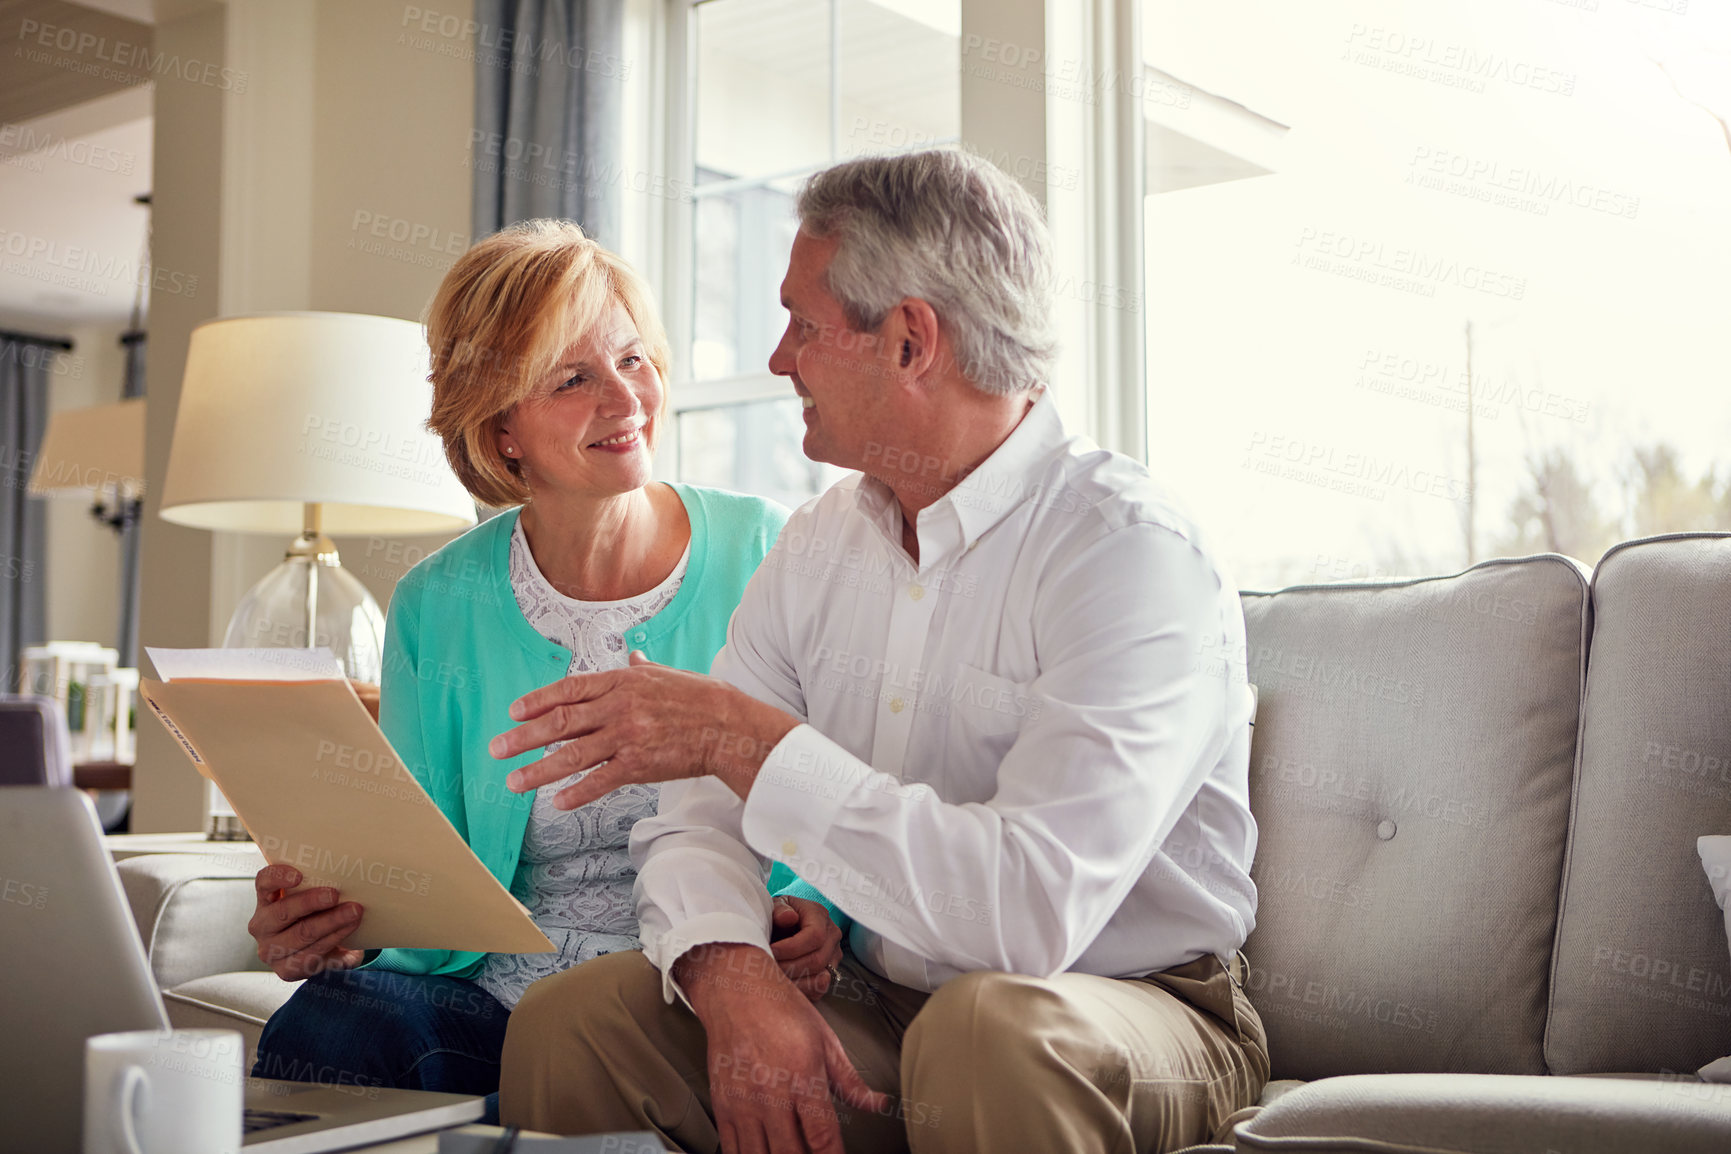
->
xmin=630 ymin=631 xmax=646 ymax=643
xmin=781 ymin=839 xmax=799 ymax=858
xmin=909 ymin=584 xmax=924 ymax=601
xmin=888 ymin=698 xmax=905 ymax=714
xmin=1376 ymin=820 xmax=1397 ymax=841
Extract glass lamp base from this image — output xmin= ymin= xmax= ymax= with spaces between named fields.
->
xmin=205 ymin=811 xmax=250 ymax=841
xmin=222 ymin=556 xmax=386 ymax=681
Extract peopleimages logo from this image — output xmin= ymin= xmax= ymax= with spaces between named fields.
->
xmin=257 ymin=836 xmax=432 ymax=897
xmin=0 ymin=124 xmax=136 ymax=174
xmin=398 ymin=6 xmax=631 ymax=79
xmin=1243 ymin=965 xmax=1440 ymax=1033
xmin=1293 ymin=228 xmax=1526 ymax=301
xmin=1254 ymin=754 xmax=1489 ymax=831
xmin=0 ymin=229 xmax=198 ymax=298
xmin=1407 ymin=146 xmax=1640 ymax=221
xmin=1243 ymin=431 xmax=1473 ymax=507
xmin=15 ymin=18 xmax=249 ymax=92
xmin=1341 ymin=24 xmax=1576 ymax=97
xmin=1592 ymin=946 xmax=1731 ymax=1002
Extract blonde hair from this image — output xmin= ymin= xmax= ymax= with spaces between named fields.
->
xmin=425 ymin=219 xmax=672 ymax=508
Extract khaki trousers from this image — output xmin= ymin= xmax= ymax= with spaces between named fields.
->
xmin=501 ymin=949 xmax=1269 ymax=1154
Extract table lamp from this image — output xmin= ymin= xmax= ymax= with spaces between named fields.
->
xmin=29 ymin=396 xmax=146 ymax=502
xmin=28 ymin=397 xmax=148 ymax=664
xmin=160 ymin=313 xmax=476 ymax=840
xmin=160 ymin=312 xmax=477 ymax=681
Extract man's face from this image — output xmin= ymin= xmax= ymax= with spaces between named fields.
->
xmin=769 ymin=230 xmax=896 ymax=472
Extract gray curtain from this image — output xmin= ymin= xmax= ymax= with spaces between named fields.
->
xmin=0 ymin=334 xmax=57 ymax=683
xmin=472 ymin=0 xmax=627 ymax=247
xmin=116 ymin=330 xmax=145 ymax=668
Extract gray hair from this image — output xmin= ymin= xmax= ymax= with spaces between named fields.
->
xmin=795 ymin=149 xmax=1056 ymax=396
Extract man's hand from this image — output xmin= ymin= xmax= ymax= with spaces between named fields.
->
xmin=489 ymin=652 xmax=798 ymax=811
xmin=771 ymin=897 xmax=844 ymax=1003
xmin=246 ymin=864 xmax=365 ymax=981
xmin=675 ymin=943 xmax=889 ymax=1154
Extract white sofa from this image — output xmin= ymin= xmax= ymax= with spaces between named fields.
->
xmin=116 ymin=846 xmax=295 ymax=1071
xmin=117 ymin=533 xmax=1731 ymax=1151
xmin=1208 ymin=533 xmax=1731 ymax=1151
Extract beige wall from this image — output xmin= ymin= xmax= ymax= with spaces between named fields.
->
xmin=134 ymin=1 xmax=225 ymax=833
xmin=133 ymin=0 xmax=475 ymax=832
xmin=312 ymin=0 xmax=476 ymax=612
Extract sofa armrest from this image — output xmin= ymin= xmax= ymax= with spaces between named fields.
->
xmin=1231 ymin=1074 xmax=1731 ymax=1153
xmin=116 ymin=848 xmax=269 ymax=990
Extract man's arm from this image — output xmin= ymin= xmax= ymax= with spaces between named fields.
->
xmin=740 ymin=521 xmax=1241 ymax=978
xmin=628 ymin=551 xmax=810 ymax=1002
xmin=499 ymin=520 xmax=1242 ymax=982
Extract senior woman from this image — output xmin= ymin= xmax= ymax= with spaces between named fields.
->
xmin=244 ymin=220 xmax=845 ymax=1121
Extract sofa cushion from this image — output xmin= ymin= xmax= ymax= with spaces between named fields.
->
xmin=115 ymin=848 xmax=268 ymax=990
xmin=1547 ymin=533 xmax=1731 ymax=1074
xmin=1230 ymin=1073 xmax=1731 ymax=1153
xmin=1241 ymin=556 xmax=1589 ymax=1080
xmin=164 ymin=971 xmax=300 ymax=1073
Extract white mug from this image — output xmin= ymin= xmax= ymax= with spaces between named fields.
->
xmin=84 ymin=1029 xmax=244 ymax=1154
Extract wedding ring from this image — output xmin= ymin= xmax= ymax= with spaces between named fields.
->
xmin=826 ymin=962 xmax=842 ymax=987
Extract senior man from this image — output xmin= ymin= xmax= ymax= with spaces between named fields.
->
xmin=493 ymin=149 xmax=1267 ymax=1153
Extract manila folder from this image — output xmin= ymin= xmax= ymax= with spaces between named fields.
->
xmin=140 ymin=677 xmax=552 ymax=954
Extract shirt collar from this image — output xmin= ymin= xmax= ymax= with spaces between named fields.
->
xmin=850 ymin=389 xmax=1071 ymax=565
xmin=942 ymin=388 xmax=1069 ymax=550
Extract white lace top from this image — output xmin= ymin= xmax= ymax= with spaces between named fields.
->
xmin=472 ymin=519 xmax=688 ymax=1010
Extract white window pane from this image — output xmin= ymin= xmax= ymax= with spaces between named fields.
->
xmin=696 ymin=0 xmax=835 ymax=182
xmin=837 ymin=0 xmax=961 ymax=160
xmin=1141 ymin=0 xmax=1731 ymax=587
xmin=684 ymin=0 xmax=961 ymax=498
xmin=692 ymin=181 xmax=799 ymax=381
xmin=677 ymin=398 xmax=848 ymax=508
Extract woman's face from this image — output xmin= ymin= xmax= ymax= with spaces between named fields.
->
xmin=499 ymin=302 xmax=662 ymax=501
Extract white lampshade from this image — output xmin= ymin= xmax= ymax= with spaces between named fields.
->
xmin=28 ymin=398 xmax=146 ymax=498
xmin=159 ymin=312 xmax=476 ymax=535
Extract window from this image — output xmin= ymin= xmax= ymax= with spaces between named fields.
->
xmin=667 ymin=0 xmax=963 ymax=509
xmin=1139 ymin=0 xmax=1731 ymax=587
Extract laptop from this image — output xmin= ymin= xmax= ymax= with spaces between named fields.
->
xmin=0 ymin=786 xmax=485 ymax=1153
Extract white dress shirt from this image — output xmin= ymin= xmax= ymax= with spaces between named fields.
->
xmin=631 ymin=390 xmax=1259 ymax=999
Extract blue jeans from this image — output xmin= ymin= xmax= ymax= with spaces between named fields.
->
xmin=252 ymin=969 xmax=509 ymax=1125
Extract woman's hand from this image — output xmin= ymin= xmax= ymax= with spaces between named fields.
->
xmin=769 ymin=896 xmax=843 ymax=1002
xmin=247 ymin=864 xmax=366 ymax=981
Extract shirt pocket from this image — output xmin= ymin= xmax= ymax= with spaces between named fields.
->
xmin=940 ymin=664 xmax=1032 ymax=785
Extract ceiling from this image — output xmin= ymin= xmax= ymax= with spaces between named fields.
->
xmin=0 ymin=0 xmax=152 ymax=124
xmin=0 ymin=0 xmax=160 ymax=331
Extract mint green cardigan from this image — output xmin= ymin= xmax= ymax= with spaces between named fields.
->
xmin=367 ymin=482 xmax=838 ymax=978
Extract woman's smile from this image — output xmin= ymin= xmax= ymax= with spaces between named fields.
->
xmin=587 ymin=426 xmax=645 ymax=452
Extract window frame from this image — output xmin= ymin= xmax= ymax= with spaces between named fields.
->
xmin=647 ymin=0 xmax=1151 ymax=485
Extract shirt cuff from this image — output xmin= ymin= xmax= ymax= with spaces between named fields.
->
xmin=643 ymin=911 xmax=773 ymax=1008
xmin=741 ymin=724 xmax=868 ymax=872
